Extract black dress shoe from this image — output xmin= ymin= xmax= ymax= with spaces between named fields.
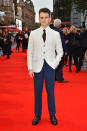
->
xmin=58 ymin=80 xmax=68 ymax=83
xmin=50 ymin=115 xmax=57 ymax=125
xmin=32 ymin=116 xmax=41 ymax=125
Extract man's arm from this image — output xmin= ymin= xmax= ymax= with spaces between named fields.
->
xmin=54 ymin=33 xmax=64 ymax=68
xmin=27 ymin=32 xmax=34 ymax=78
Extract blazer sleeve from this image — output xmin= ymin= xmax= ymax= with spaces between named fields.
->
xmin=54 ymin=32 xmax=64 ymax=68
xmin=27 ymin=32 xmax=33 ymax=70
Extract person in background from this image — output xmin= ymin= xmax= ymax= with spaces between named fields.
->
xmin=22 ymin=33 xmax=29 ymax=52
xmin=50 ymin=19 xmax=68 ymax=83
xmin=15 ymin=32 xmax=21 ymax=52
xmin=78 ymin=29 xmax=87 ymax=71
xmin=3 ymin=37 xmax=11 ymax=59
xmin=62 ymin=27 xmax=70 ymax=66
xmin=68 ymin=26 xmax=80 ymax=72
xmin=0 ymin=30 xmax=4 ymax=50
xmin=20 ymin=32 xmax=24 ymax=52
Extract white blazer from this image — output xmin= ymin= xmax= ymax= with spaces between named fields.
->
xmin=27 ymin=26 xmax=63 ymax=73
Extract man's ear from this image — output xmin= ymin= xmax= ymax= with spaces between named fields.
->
xmin=48 ymin=17 xmax=51 ymax=25
xmin=38 ymin=17 xmax=40 ymax=23
xmin=49 ymin=17 xmax=51 ymax=22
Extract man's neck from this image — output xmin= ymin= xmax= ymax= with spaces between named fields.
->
xmin=41 ymin=25 xmax=49 ymax=29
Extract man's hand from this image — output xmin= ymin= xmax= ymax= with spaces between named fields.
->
xmin=65 ymin=52 xmax=68 ymax=55
xmin=29 ymin=70 xmax=34 ymax=79
xmin=65 ymin=40 xmax=69 ymax=44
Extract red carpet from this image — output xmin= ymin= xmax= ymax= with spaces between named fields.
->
xmin=0 ymin=49 xmax=87 ymax=131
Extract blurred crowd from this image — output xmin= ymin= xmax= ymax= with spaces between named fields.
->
xmin=62 ymin=26 xmax=87 ymax=72
xmin=0 ymin=29 xmax=30 ymax=59
xmin=0 ymin=23 xmax=87 ymax=74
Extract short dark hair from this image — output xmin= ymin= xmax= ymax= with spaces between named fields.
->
xmin=39 ymin=8 xmax=51 ymax=17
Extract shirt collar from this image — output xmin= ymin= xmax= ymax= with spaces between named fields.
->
xmin=40 ymin=26 xmax=50 ymax=34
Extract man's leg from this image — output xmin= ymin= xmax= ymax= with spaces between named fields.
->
xmin=78 ymin=48 xmax=86 ymax=70
xmin=34 ymin=70 xmax=44 ymax=117
xmin=7 ymin=54 xmax=10 ymax=59
xmin=69 ymin=55 xmax=72 ymax=72
xmin=44 ymin=61 xmax=57 ymax=125
xmin=44 ymin=62 xmax=56 ymax=116
xmin=73 ymin=56 xmax=79 ymax=72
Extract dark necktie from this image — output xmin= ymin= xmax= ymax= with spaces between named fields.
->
xmin=42 ymin=29 xmax=46 ymax=42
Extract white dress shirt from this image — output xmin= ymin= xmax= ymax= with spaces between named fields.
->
xmin=27 ymin=26 xmax=63 ymax=73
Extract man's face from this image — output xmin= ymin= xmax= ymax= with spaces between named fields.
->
xmin=39 ymin=12 xmax=51 ymax=27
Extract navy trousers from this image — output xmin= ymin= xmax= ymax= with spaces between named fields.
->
xmin=34 ymin=60 xmax=56 ymax=117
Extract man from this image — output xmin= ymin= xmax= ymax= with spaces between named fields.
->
xmin=50 ymin=19 xmax=68 ymax=83
xmin=0 ymin=30 xmax=3 ymax=50
xmin=27 ymin=8 xmax=63 ymax=125
xmin=78 ymin=29 xmax=87 ymax=71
